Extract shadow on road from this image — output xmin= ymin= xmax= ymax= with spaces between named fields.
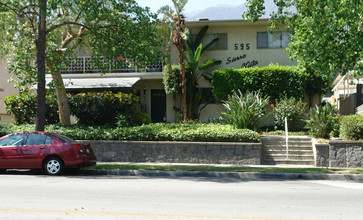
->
xmin=0 ymin=168 xmax=307 ymax=183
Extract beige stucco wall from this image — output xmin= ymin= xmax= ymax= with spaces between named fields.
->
xmin=171 ymin=20 xmax=296 ymax=69
xmin=0 ymin=60 xmax=18 ymax=122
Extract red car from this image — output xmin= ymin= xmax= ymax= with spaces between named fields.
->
xmin=0 ymin=132 xmax=97 ymax=175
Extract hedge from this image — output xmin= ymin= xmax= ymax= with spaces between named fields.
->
xmin=212 ymin=64 xmax=325 ymax=102
xmin=9 ymin=123 xmax=260 ymax=142
xmin=68 ymin=91 xmax=139 ymax=125
xmin=3 ymin=91 xmax=140 ymax=126
xmin=3 ymin=92 xmax=59 ymax=125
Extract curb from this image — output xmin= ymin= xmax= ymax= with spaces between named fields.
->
xmin=81 ymin=169 xmax=363 ymax=182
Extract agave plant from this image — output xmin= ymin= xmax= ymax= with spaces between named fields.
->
xmin=220 ymin=90 xmax=269 ymax=130
xmin=305 ymin=102 xmax=339 ymax=138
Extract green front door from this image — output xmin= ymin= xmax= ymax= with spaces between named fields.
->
xmin=151 ymin=89 xmax=166 ymax=123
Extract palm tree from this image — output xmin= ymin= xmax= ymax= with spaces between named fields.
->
xmin=185 ymin=26 xmax=221 ymax=119
xmin=158 ymin=0 xmax=189 ymax=123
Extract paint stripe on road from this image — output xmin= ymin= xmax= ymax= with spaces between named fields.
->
xmin=0 ymin=209 xmax=318 ymax=220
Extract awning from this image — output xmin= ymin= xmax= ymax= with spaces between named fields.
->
xmin=43 ymin=77 xmax=141 ymax=89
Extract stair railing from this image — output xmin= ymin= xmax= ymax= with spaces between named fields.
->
xmin=285 ymin=117 xmax=289 ymax=160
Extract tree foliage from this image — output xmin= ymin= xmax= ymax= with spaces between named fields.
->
xmin=0 ymin=0 xmax=162 ymax=129
xmin=243 ymin=0 xmax=363 ymax=77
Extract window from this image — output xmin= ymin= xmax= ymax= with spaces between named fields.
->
xmin=257 ymin=31 xmax=291 ymax=49
xmin=52 ymin=133 xmax=76 ymax=143
xmin=25 ymin=134 xmax=53 ymax=145
xmin=0 ymin=134 xmax=25 ymax=146
xmin=202 ymin=33 xmax=228 ymax=50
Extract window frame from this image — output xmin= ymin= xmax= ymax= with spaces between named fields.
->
xmin=257 ymin=31 xmax=291 ymax=49
xmin=198 ymin=33 xmax=228 ymax=51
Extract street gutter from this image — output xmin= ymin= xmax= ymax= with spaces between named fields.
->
xmin=80 ymin=169 xmax=363 ymax=182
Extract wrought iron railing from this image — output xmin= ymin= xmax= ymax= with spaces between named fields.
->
xmin=60 ymin=56 xmax=163 ymax=74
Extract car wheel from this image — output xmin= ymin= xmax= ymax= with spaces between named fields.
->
xmin=44 ymin=157 xmax=64 ymax=175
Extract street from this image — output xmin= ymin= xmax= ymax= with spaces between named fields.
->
xmin=0 ymin=171 xmax=363 ymax=220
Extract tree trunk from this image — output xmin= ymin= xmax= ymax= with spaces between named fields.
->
xmin=35 ymin=0 xmax=47 ymax=131
xmin=45 ymin=28 xmax=83 ymax=127
xmin=178 ymin=47 xmax=187 ymax=123
xmin=52 ymin=71 xmax=71 ymax=126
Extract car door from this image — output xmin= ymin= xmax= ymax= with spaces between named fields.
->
xmin=0 ymin=134 xmax=26 ymax=168
xmin=20 ymin=133 xmax=53 ymax=168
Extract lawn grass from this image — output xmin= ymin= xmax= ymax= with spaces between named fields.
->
xmin=86 ymin=164 xmax=363 ymax=174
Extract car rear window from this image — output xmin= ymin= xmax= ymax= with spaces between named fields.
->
xmin=52 ymin=133 xmax=77 ymax=143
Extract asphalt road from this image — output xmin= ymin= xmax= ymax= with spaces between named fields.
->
xmin=0 ymin=171 xmax=363 ymax=220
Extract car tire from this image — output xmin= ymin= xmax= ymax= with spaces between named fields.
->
xmin=44 ymin=157 xmax=64 ymax=175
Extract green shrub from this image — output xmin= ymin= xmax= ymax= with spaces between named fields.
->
xmin=0 ymin=121 xmax=11 ymax=137
xmin=340 ymin=115 xmax=363 ymax=140
xmin=212 ymin=64 xmax=306 ymax=101
xmin=17 ymin=123 xmax=259 ymax=142
xmin=116 ymin=115 xmax=131 ymax=127
xmin=68 ymin=91 xmax=139 ymax=125
xmin=305 ymin=103 xmax=339 ymax=138
xmin=45 ymin=93 xmax=60 ymax=125
xmin=212 ymin=64 xmax=330 ymax=102
xmin=163 ymin=65 xmax=181 ymax=94
xmin=3 ymin=92 xmax=59 ymax=125
xmin=220 ymin=90 xmax=269 ymax=130
xmin=3 ymin=92 xmax=36 ymax=124
xmin=130 ymin=111 xmax=151 ymax=126
xmin=273 ymin=96 xmax=307 ymax=131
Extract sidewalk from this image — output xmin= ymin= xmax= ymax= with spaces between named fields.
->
xmin=82 ymin=162 xmax=363 ymax=182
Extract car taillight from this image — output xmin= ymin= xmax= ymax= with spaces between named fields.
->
xmin=72 ymin=144 xmax=83 ymax=153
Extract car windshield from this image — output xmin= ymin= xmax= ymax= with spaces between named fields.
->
xmin=52 ymin=133 xmax=77 ymax=143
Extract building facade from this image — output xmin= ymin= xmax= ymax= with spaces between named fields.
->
xmin=1 ymin=19 xmax=306 ymax=123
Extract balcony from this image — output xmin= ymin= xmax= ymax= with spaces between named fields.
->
xmin=60 ymin=56 xmax=163 ymax=74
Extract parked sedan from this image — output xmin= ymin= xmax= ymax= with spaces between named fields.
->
xmin=0 ymin=132 xmax=96 ymax=175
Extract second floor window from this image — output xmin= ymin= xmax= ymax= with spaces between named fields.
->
xmin=203 ymin=33 xmax=228 ymax=50
xmin=257 ymin=31 xmax=291 ymax=49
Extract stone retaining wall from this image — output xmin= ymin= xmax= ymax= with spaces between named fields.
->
xmin=314 ymin=144 xmax=329 ymax=168
xmin=79 ymin=140 xmax=262 ymax=165
xmin=329 ymin=141 xmax=363 ymax=168
xmin=314 ymin=141 xmax=363 ymax=168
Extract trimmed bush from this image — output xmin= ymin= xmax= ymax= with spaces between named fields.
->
xmin=68 ymin=91 xmax=139 ymax=125
xmin=273 ymin=96 xmax=307 ymax=131
xmin=3 ymin=92 xmax=59 ymax=125
xmin=220 ymin=90 xmax=269 ymax=130
xmin=212 ymin=64 xmax=306 ymax=101
xmin=212 ymin=64 xmax=328 ymax=103
xmin=305 ymin=103 xmax=339 ymax=138
xmin=11 ymin=123 xmax=260 ymax=142
xmin=130 ymin=111 xmax=152 ymax=126
xmin=340 ymin=115 xmax=363 ymax=140
xmin=3 ymin=92 xmax=36 ymax=124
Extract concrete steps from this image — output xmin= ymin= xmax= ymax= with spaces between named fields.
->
xmin=261 ymin=136 xmax=315 ymax=166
